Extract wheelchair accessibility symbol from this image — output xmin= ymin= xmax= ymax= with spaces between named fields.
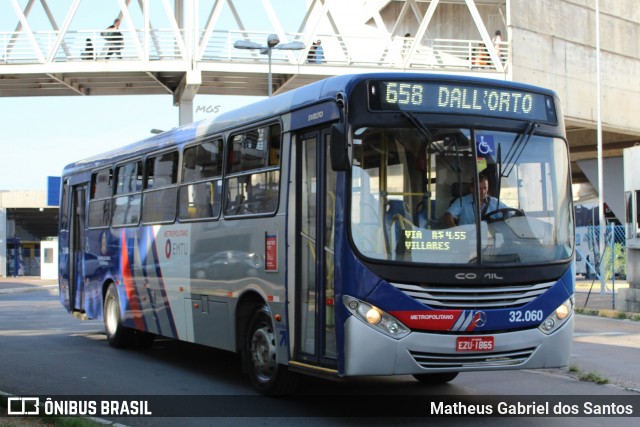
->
xmin=476 ymin=135 xmax=495 ymax=156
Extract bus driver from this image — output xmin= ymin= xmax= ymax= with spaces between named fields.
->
xmin=443 ymin=174 xmax=508 ymax=227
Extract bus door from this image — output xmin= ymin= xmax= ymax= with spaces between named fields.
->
xmin=295 ymin=129 xmax=337 ymax=369
xmin=68 ymin=184 xmax=87 ymax=312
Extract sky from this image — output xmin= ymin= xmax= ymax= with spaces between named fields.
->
xmin=0 ymin=0 xmax=307 ymax=191
xmin=0 ymin=94 xmax=263 ymax=191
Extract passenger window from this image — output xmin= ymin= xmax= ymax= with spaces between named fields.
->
xmin=225 ymin=124 xmax=281 ymax=217
xmin=115 ymin=160 xmax=143 ymax=195
xmin=145 ymin=151 xmax=179 ymax=190
xmin=112 ymin=160 xmax=142 ymax=227
xmin=91 ymin=169 xmax=113 ymax=199
xmin=226 ymin=172 xmax=280 ymax=216
xmin=88 ymin=168 xmax=112 ymax=228
xmin=179 ymin=139 xmax=224 ymax=221
xmin=179 ymin=181 xmax=223 ymax=220
xmin=183 ymin=140 xmax=223 ymax=181
xmin=60 ymin=180 xmax=70 ymax=231
xmin=143 ymin=151 xmax=179 ymax=224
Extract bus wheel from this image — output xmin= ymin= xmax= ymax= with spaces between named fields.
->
xmin=245 ymin=305 xmax=298 ymax=395
xmin=412 ymin=372 xmax=459 ymax=384
xmin=104 ymin=284 xmax=134 ymax=348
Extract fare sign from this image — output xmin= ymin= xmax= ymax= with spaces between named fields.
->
xmin=265 ymin=234 xmax=278 ymax=272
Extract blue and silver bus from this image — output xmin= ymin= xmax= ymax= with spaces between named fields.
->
xmin=59 ymin=73 xmax=574 ymax=394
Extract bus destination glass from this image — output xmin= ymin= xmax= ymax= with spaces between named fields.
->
xmin=369 ymin=80 xmax=557 ymax=123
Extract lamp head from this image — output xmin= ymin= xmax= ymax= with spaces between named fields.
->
xmin=276 ymin=41 xmax=305 ymax=50
xmin=234 ymin=40 xmax=262 ymax=50
xmin=267 ymin=34 xmax=280 ymax=48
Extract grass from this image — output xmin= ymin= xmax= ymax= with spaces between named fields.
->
xmin=578 ymin=371 xmax=609 ymax=385
xmin=574 ymin=307 xmax=599 ymax=316
xmin=567 ymin=365 xmax=609 ymax=385
xmin=574 ymin=307 xmax=640 ymax=321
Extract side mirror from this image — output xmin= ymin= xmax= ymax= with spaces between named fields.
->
xmin=330 ymin=123 xmax=348 ymax=171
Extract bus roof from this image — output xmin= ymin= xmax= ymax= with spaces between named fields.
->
xmin=61 ymin=72 xmax=558 ymax=177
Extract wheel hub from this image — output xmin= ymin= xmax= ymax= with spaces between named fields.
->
xmin=105 ymin=296 xmax=117 ymax=335
xmin=250 ymin=325 xmax=277 ymax=382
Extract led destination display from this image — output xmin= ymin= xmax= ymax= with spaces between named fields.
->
xmin=369 ymin=80 xmax=557 ymax=123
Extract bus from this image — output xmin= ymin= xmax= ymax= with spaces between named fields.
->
xmin=58 ymin=73 xmax=575 ymax=395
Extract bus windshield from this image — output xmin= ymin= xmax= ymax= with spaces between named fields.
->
xmin=350 ymin=125 xmax=573 ymax=265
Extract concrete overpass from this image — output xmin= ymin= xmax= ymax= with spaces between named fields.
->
xmin=1 ymin=0 xmax=639 ymax=275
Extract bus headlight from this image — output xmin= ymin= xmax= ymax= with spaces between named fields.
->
xmin=343 ymin=296 xmax=410 ymax=339
xmin=366 ymin=307 xmax=382 ymax=325
xmin=539 ymin=297 xmax=573 ymax=335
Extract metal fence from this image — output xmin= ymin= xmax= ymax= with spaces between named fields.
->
xmin=1 ymin=28 xmax=510 ymax=72
xmin=575 ymin=225 xmax=626 ymax=311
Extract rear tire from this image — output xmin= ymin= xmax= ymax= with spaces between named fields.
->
xmin=103 ymin=283 xmax=136 ymax=348
xmin=413 ymin=372 xmax=459 ymax=384
xmin=245 ymin=305 xmax=298 ymax=395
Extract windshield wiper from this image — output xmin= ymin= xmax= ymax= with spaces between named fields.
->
xmin=500 ymin=121 xmax=538 ymax=179
xmin=402 ymin=112 xmax=462 ymax=173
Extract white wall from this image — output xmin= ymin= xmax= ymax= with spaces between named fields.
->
xmin=510 ymin=0 xmax=640 ymax=135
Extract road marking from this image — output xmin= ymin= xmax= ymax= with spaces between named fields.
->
xmin=574 ymin=333 xmax=640 ymax=349
xmin=0 ymin=285 xmax=57 ymax=295
xmin=573 ymin=331 xmax=628 ymax=337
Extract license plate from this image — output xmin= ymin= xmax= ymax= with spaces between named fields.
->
xmin=456 ymin=336 xmax=494 ymax=352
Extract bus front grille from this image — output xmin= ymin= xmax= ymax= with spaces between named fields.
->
xmin=392 ymin=281 xmax=554 ymax=309
xmin=409 ymin=347 xmax=536 ymax=369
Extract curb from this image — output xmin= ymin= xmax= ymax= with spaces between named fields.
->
xmin=0 ymin=285 xmax=57 ymax=295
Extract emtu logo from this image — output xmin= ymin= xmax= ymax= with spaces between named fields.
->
xmin=165 ymin=239 xmax=172 ymax=259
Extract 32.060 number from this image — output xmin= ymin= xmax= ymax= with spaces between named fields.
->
xmin=508 ymin=310 xmax=543 ymax=323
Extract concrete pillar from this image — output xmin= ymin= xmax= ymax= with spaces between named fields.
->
xmin=173 ymin=70 xmax=201 ymax=126
xmin=178 ymin=99 xmax=194 ymax=126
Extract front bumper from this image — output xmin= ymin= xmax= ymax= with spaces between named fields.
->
xmin=343 ymin=314 xmax=574 ymax=376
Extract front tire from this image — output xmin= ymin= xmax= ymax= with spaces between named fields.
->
xmin=245 ymin=305 xmax=298 ymax=395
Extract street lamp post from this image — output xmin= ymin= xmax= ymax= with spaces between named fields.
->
xmin=234 ymin=34 xmax=304 ymax=97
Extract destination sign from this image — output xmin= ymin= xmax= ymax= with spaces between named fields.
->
xmin=369 ymin=81 xmax=557 ymax=123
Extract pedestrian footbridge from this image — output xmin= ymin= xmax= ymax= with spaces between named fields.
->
xmin=0 ymin=0 xmax=510 ymax=123
xmin=2 ymin=0 xmax=640 ymax=205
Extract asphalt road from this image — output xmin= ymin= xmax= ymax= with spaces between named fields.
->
xmin=0 ymin=283 xmax=639 ymax=426
xmin=572 ymin=315 xmax=640 ymax=391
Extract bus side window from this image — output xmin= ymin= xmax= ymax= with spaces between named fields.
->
xmin=142 ymin=151 xmax=179 ymax=224
xmin=88 ymin=168 xmax=113 ymax=228
xmin=179 ymin=139 xmax=224 ymax=221
xmin=224 ymin=124 xmax=280 ymax=217
xmin=60 ymin=180 xmax=70 ymax=231
xmin=112 ymin=160 xmax=142 ymax=227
